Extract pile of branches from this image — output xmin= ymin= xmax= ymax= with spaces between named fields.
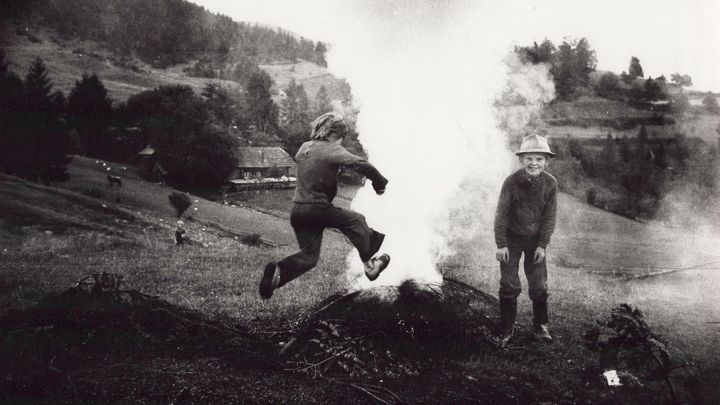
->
xmin=584 ymin=303 xmax=669 ymax=372
xmin=583 ymin=303 xmax=688 ymax=402
xmin=281 ymin=279 xmax=499 ymax=381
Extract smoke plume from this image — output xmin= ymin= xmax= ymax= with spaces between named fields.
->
xmin=312 ymin=1 xmax=556 ymax=289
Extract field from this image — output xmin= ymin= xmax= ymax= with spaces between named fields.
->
xmin=1 ymin=157 xmax=719 ymax=404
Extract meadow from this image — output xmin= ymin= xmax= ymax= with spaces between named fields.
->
xmin=1 ymin=157 xmax=719 ymax=403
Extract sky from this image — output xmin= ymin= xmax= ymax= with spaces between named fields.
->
xmin=191 ymin=0 xmax=720 ymax=92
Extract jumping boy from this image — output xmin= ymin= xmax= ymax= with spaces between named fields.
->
xmin=494 ymin=134 xmax=557 ymax=347
xmin=259 ymin=113 xmax=391 ymax=299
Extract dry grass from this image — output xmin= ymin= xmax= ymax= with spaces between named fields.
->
xmin=2 ymin=157 xmax=720 ymax=403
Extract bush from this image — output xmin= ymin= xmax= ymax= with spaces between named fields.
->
xmin=241 ymin=233 xmax=263 ymax=246
xmin=168 ymin=192 xmax=192 ymax=218
xmin=585 ymin=188 xmax=596 ymax=205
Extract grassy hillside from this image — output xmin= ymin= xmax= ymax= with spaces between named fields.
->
xmin=1 ymin=157 xmax=719 ymax=403
xmin=1 ymin=23 xmax=343 ymax=103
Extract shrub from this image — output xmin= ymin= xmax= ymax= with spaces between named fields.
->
xmin=168 ymin=192 xmax=192 ymax=218
xmin=241 ymin=233 xmax=263 ymax=246
xmin=586 ymin=188 xmax=596 ymax=205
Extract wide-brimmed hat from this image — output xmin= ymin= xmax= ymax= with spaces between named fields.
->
xmin=515 ymin=134 xmax=555 ymax=157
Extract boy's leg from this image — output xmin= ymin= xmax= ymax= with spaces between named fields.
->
xmin=498 ymin=245 xmax=523 ymax=346
xmin=276 ymin=226 xmax=323 ymax=289
xmin=499 ymin=246 xmax=523 ymax=300
xmin=324 ymin=206 xmax=385 ymax=263
xmin=522 ymin=243 xmax=552 ymax=341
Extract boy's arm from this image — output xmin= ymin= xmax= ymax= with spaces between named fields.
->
xmin=329 ymin=146 xmax=388 ymax=193
xmin=494 ymin=179 xmax=512 ymax=248
xmin=538 ymin=181 xmax=557 ymax=248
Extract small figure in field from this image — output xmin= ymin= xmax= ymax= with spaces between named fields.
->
xmin=175 ymin=221 xmax=186 ymax=245
xmin=259 ymin=112 xmax=391 ymax=299
xmin=494 ymin=134 xmax=557 ymax=347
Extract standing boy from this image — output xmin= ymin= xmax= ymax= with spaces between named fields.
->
xmin=259 ymin=113 xmax=391 ymax=299
xmin=494 ymin=134 xmax=557 ymax=347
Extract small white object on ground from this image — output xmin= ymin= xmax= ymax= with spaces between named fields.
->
xmin=603 ymin=370 xmax=622 ymax=386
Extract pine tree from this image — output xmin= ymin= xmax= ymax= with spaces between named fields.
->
xmin=24 ymin=57 xmax=53 ymax=107
xmin=314 ymin=85 xmax=332 ymax=116
xmin=245 ymin=70 xmax=278 ymax=133
xmin=19 ymin=57 xmax=69 ymax=179
xmin=67 ymin=73 xmax=114 ymax=157
xmin=628 ymin=57 xmax=643 ymax=80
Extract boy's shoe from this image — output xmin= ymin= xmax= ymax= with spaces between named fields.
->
xmin=497 ymin=326 xmax=514 ymax=348
xmin=364 ymin=254 xmax=390 ymax=281
xmin=533 ymin=324 xmax=553 ymax=342
xmin=259 ymin=262 xmax=280 ymax=299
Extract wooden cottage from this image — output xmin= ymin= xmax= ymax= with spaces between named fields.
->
xmin=224 ymin=146 xmax=296 ymax=192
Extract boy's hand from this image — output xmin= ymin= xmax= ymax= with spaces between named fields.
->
xmin=533 ymin=247 xmax=546 ymax=264
xmin=496 ymin=247 xmax=509 ymax=263
xmin=372 ymin=181 xmax=386 ymax=195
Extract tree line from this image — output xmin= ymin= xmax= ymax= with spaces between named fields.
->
xmin=514 ymin=38 xmax=711 ymax=115
xmin=1 ymin=0 xmax=327 ymax=70
xmin=0 ymin=52 xmax=347 ymax=189
xmin=551 ymin=126 xmax=719 ymax=222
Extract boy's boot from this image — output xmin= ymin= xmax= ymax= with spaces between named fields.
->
xmin=532 ymin=299 xmax=553 ymax=342
xmin=364 ymin=254 xmax=391 ymax=281
xmin=259 ymin=262 xmax=281 ymax=299
xmin=498 ymin=298 xmax=517 ymax=348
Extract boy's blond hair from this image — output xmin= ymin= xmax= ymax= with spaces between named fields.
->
xmin=310 ymin=112 xmax=348 ymax=141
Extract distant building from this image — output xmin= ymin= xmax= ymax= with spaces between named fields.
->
xmin=136 ymin=144 xmax=167 ymax=181
xmin=224 ymin=146 xmax=296 ymax=192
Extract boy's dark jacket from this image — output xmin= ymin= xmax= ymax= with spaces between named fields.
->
xmin=494 ymin=169 xmax=557 ymax=248
xmin=293 ymin=140 xmax=387 ymax=204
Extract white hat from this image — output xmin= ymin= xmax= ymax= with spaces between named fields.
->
xmin=516 ymin=134 xmax=555 ymax=156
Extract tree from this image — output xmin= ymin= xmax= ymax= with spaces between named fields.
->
xmin=572 ymin=38 xmax=597 ymax=83
xmin=67 ymin=73 xmax=114 ymax=157
xmin=244 ymin=70 xmax=279 ymax=133
xmin=702 ymin=93 xmax=720 ymax=114
xmin=202 ymin=83 xmax=247 ymax=130
xmin=628 ymin=57 xmax=643 ymax=80
xmin=314 ymin=85 xmax=332 ymax=116
xmin=515 ymin=39 xmax=555 ymax=65
xmin=125 ymin=85 xmax=237 ymax=188
xmin=0 ymin=51 xmax=26 ymax=171
xmin=643 ymin=77 xmax=664 ymax=101
xmin=280 ymin=79 xmax=311 ymax=155
xmin=314 ymin=41 xmax=328 ymax=67
xmin=670 ymin=73 xmax=693 ymax=87
xmin=280 ymin=79 xmax=310 ymax=127
xmin=596 ymin=72 xmax=621 ymax=99
xmin=551 ymin=41 xmax=576 ymax=100
xmin=20 ymin=57 xmax=70 ymax=179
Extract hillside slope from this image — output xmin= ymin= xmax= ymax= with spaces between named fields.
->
xmin=1 ymin=157 xmax=720 ymax=403
xmin=1 ymin=23 xmax=344 ymax=103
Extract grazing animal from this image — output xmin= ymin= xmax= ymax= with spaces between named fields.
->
xmin=107 ymin=174 xmax=122 ymax=187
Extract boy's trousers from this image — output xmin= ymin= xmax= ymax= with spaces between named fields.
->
xmin=498 ymin=231 xmax=549 ymax=302
xmin=277 ymin=203 xmax=384 ymax=288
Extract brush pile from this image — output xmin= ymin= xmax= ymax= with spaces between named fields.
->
xmin=281 ymin=278 xmax=500 ymax=380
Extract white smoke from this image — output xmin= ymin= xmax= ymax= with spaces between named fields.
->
xmin=298 ymin=1 xmax=557 ymax=289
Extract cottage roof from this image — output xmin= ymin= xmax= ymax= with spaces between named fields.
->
xmin=236 ymin=147 xmax=295 ymax=168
